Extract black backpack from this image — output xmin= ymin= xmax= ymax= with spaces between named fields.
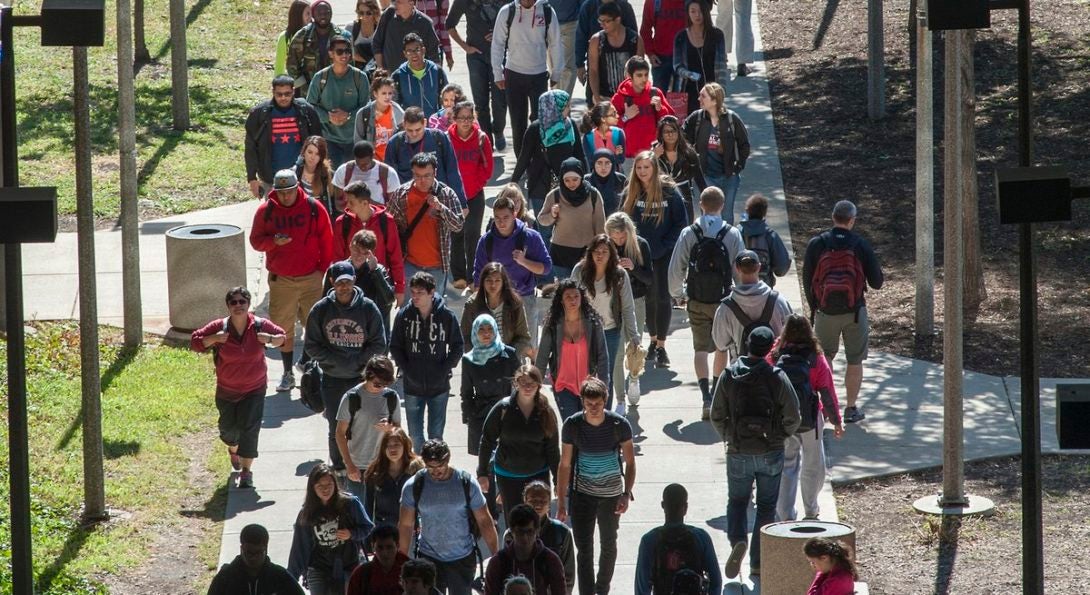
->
xmin=685 ymin=224 xmax=732 ymax=304
xmin=743 ymin=227 xmax=776 ymax=287
xmin=341 ymin=210 xmax=389 ymax=251
xmin=726 ymin=366 xmax=779 ymax=452
xmin=670 ymin=569 xmax=709 ymax=595
xmin=722 ymin=291 xmax=778 ymax=356
xmin=777 ymin=350 xmax=818 ymax=438
xmin=299 ymin=359 xmax=325 ymax=414
xmin=652 ymin=525 xmax=706 ymax=594
xmin=343 ymin=389 xmax=400 ymax=441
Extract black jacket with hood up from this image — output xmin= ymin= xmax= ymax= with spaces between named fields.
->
xmin=207 ymin=555 xmax=305 ymax=595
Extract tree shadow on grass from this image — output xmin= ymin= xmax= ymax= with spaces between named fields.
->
xmin=35 ymin=524 xmax=94 ymax=593
xmin=55 ymin=346 xmax=139 ymax=452
xmin=152 ymin=0 xmax=217 ymax=61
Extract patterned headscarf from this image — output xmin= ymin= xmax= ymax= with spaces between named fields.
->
xmin=468 ymin=314 xmax=507 ymax=366
xmin=539 ymin=90 xmax=575 ymax=148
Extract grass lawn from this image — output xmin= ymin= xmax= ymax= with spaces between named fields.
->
xmin=8 ymin=0 xmax=285 ymax=225
xmin=0 ymin=322 xmax=226 ymax=594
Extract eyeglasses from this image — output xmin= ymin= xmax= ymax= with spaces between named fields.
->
xmin=404 ymin=47 xmax=424 ymax=54
xmin=273 ymin=91 xmax=294 ymax=98
xmin=333 ymin=47 xmax=352 ymax=56
xmin=516 ymin=378 xmax=540 ymax=388
xmin=228 ymin=299 xmax=249 ymax=306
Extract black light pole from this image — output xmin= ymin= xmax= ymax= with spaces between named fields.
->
xmin=1 ymin=7 xmax=33 ymax=595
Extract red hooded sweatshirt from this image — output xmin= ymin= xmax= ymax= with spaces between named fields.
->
xmin=640 ymin=0 xmax=687 ymax=57
xmin=249 ymin=187 xmax=335 ymax=277
xmin=332 ymin=205 xmax=407 ymax=293
xmin=611 ymin=77 xmax=675 ymax=156
xmin=190 ymin=313 xmax=287 ymax=399
xmin=447 ymin=121 xmax=494 ymax=199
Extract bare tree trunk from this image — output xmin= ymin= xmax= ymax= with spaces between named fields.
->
xmin=960 ymin=31 xmax=987 ymax=313
xmin=134 ymin=0 xmax=151 ymax=64
xmin=170 ymin=0 xmax=190 ymax=129
xmin=914 ymin=5 xmax=934 ymax=339
xmin=118 ymin=0 xmax=143 ymax=346
xmin=867 ymin=0 xmax=885 ymax=119
xmin=74 ymin=45 xmax=108 ymax=523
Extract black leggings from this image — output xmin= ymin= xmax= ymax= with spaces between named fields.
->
xmin=645 ymin=254 xmax=673 ymax=341
xmin=496 ymin=471 xmax=550 ymax=525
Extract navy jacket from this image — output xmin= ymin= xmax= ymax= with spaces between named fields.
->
xmin=384 ymin=129 xmax=468 ymax=207
xmin=390 ymin=295 xmax=464 ymax=396
xmin=305 ymin=287 xmax=388 ymax=379
xmin=628 ymin=186 xmax=689 ymax=260
xmin=287 ymin=495 xmax=374 ymax=584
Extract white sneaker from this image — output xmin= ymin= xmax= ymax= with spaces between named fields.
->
xmin=277 ymin=372 xmax=295 ymax=392
xmin=615 ymin=401 xmax=627 ymax=416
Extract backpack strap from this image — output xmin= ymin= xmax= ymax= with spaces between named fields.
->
xmin=759 ymin=291 xmax=778 ymax=326
xmin=344 ymin=389 xmax=362 ymax=441
xmin=723 ymin=296 xmax=753 ymax=328
xmin=714 ymin=225 xmax=728 ymax=243
xmin=385 ymin=391 xmax=398 ymax=421
xmin=379 ymin=164 xmax=389 ymax=197
xmin=403 ymin=200 xmax=433 ymax=240
xmin=342 ymin=215 xmax=354 ymax=248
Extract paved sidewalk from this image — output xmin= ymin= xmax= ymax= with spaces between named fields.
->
xmin=15 ymin=0 xmax=1078 ymax=592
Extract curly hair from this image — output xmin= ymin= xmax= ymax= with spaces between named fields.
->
xmin=542 ymin=278 xmax=601 ymax=330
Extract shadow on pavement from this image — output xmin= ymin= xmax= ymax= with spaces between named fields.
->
xmin=662 ymin=419 xmax=722 ymax=445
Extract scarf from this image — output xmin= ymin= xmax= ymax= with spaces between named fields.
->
xmin=559 ymin=157 xmax=591 ymax=208
xmin=589 ymin=148 xmax=621 ymax=197
xmin=468 ymin=314 xmax=507 ymax=366
xmin=539 ymin=90 xmax=575 ymax=148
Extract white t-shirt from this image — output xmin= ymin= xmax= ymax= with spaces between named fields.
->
xmin=332 ymin=161 xmax=400 ymax=205
xmin=590 ymin=277 xmax=616 ymax=330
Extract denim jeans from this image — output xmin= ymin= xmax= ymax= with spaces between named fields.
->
xmin=345 ymin=476 xmax=367 ymax=502
xmin=306 ymin=566 xmax=347 ymax=595
xmin=650 ymin=55 xmax=674 ymax=93
xmin=404 ymin=261 xmax=448 ymax=300
xmin=326 ymin=140 xmax=355 ymax=170
xmin=603 ymin=327 xmax=621 ymax=409
xmin=705 ymin=172 xmax=742 ymax=224
xmin=466 ymin=52 xmax=507 ymax=142
xmin=532 ymin=195 xmax=554 ymax=248
xmin=403 ymin=392 xmax=450 ymax=453
xmin=570 ymin=490 xmax=621 ymax=595
xmin=726 ymin=450 xmax=784 ymax=569
xmin=422 ymin=552 xmax=477 ymax=595
xmin=555 ymin=388 xmax=582 ymax=422
xmin=522 ymin=293 xmax=540 ymax=349
xmin=321 ymin=374 xmax=360 ymax=469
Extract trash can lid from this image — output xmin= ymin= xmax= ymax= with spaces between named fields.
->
xmin=166 ymin=224 xmax=242 ymax=239
xmin=761 ymin=520 xmax=855 ymax=539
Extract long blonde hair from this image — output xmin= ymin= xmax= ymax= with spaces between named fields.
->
xmin=605 ymin=211 xmax=643 ymax=266
xmin=497 ymin=182 xmax=533 ymax=223
xmin=622 ymin=151 xmax=671 ymax=226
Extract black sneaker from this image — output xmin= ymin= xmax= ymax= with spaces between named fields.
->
xmin=656 ymin=346 xmax=671 ymax=368
xmin=737 ymin=63 xmax=750 ymax=77
xmin=494 ymin=134 xmax=507 ymax=151
xmin=724 ymin=541 xmax=747 ymax=579
xmin=238 ymin=470 xmax=254 ymax=489
xmin=645 ymin=344 xmax=658 ymax=361
xmin=844 ymin=406 xmax=865 ymax=423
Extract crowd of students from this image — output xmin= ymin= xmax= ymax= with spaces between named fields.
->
xmin=204 ymin=0 xmax=890 ymax=592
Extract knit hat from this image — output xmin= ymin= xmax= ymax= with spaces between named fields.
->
xmin=273 ymin=169 xmax=298 ymax=191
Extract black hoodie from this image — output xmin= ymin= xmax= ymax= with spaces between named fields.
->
xmin=207 ymin=555 xmax=304 ymax=595
xmin=305 ymin=286 xmax=388 ymax=379
xmin=390 ymin=295 xmax=464 ymax=396
xmin=709 ymin=356 xmax=801 ymax=454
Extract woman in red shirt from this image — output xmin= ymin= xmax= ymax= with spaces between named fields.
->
xmin=446 ymin=100 xmax=494 ymax=289
xmin=191 ymin=287 xmax=286 ymax=489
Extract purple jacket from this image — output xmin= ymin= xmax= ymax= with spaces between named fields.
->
xmin=473 ymin=219 xmax=552 ymax=297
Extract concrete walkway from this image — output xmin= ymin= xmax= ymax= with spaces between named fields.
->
xmin=15 ymin=0 xmax=1080 ymax=592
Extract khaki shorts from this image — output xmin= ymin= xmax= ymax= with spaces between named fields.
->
xmin=688 ymin=300 xmax=721 ymax=353
xmin=814 ymin=306 xmax=870 ymax=364
xmin=267 ymin=270 xmax=324 ymax=349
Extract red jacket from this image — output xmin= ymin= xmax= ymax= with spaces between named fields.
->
xmin=332 ymin=205 xmax=407 ymax=293
xmin=345 ymin=552 xmax=409 ymax=595
xmin=191 ymin=314 xmax=286 ymax=399
xmin=611 ymin=78 xmax=674 ymax=156
xmin=250 ymin=187 xmax=335 ymax=277
xmin=807 ymin=568 xmax=856 ymax=595
xmin=639 ymin=0 xmax=687 ymax=57
xmin=447 ymin=122 xmax=494 ymax=199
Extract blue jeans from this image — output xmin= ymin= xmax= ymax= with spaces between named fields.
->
xmin=403 ymin=392 xmax=450 ymax=453
xmin=326 ymin=140 xmax=355 ymax=170
xmin=345 ymin=476 xmax=366 ymax=502
xmin=555 ymin=388 xmax=582 ymax=422
xmin=603 ymin=327 xmax=621 ymax=409
xmin=321 ymin=374 xmax=359 ymax=470
xmin=726 ymin=450 xmax=784 ymax=569
xmin=705 ymin=173 xmax=742 ymax=224
xmin=404 ymin=261 xmax=448 ymax=300
xmin=651 ymin=55 xmax=674 ymax=92
xmin=550 ymin=264 xmax=573 ymax=285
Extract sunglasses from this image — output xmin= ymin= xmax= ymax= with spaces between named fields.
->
xmin=228 ymin=299 xmax=249 ymax=306
xmin=333 ymin=47 xmax=352 ymax=56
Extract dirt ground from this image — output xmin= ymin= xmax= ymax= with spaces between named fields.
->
xmin=757 ymin=0 xmax=1090 ymax=378
xmin=836 ymin=456 xmax=1090 ymax=594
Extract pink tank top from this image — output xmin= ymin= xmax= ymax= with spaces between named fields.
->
xmin=554 ymin=335 xmax=589 ymax=394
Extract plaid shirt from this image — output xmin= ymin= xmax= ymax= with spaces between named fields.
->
xmin=387 ymin=180 xmax=465 ymax=274
xmin=416 ymin=0 xmax=453 ymax=60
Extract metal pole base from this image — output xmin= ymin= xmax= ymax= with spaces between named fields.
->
xmin=912 ymin=494 xmax=996 ymax=517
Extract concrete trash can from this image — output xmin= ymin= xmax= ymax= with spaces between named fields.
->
xmin=166 ymin=224 xmax=246 ymax=331
xmin=760 ymin=520 xmax=856 ymax=595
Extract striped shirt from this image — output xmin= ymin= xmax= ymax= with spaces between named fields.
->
xmin=562 ymin=411 xmax=632 ymax=497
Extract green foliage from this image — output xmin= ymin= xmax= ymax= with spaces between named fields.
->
xmin=0 ymin=323 xmax=219 ymax=594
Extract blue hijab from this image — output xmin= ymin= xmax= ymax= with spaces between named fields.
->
xmin=468 ymin=314 xmax=507 ymax=366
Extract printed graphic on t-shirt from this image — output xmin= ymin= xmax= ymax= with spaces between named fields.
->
xmin=324 ymin=317 xmax=368 ymax=348
xmin=272 ymin=115 xmax=302 ymax=145
xmin=314 ymin=517 xmax=341 ymax=547
xmin=707 ymin=131 xmax=721 ymax=153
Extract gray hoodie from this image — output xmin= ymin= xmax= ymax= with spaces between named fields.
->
xmin=667 ymin=215 xmax=746 ymax=300
xmin=710 ymin=357 xmax=801 ymax=454
xmin=305 ymin=286 xmax=388 ymax=379
xmin=490 ymin=0 xmax=564 ymax=80
xmin=711 ymin=281 xmax=793 ymax=356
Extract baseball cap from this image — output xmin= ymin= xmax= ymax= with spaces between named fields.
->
xmin=735 ymin=249 xmax=760 ymax=267
xmin=329 ymin=261 xmax=356 ymax=284
xmin=273 ymin=169 xmax=298 ymax=191
xmin=745 ymin=326 xmax=775 ymax=357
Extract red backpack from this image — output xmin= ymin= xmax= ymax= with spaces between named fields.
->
xmin=812 ymin=236 xmax=866 ymax=316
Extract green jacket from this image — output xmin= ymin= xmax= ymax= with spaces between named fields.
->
xmin=287 ymin=23 xmax=352 ymax=95
xmin=305 ymin=66 xmax=371 ymax=145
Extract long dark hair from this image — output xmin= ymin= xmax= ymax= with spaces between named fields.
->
xmin=803 ymin=538 xmax=858 ymax=579
xmin=286 ymin=0 xmax=310 ymax=39
xmin=579 ymin=234 xmax=621 ymax=298
xmin=657 ymin=115 xmax=697 ymax=160
xmin=685 ymin=0 xmax=714 ymax=39
xmin=299 ymin=463 xmax=350 ymax=525
xmin=298 ymin=135 xmax=333 ymax=189
xmin=772 ymin=313 xmax=824 ymax=360
xmin=472 ymin=262 xmax=523 ymax=311
xmin=580 ymin=101 xmax=615 ymax=135
xmin=543 ymin=278 xmax=600 ymax=329
xmin=363 ymin=427 xmax=422 ymax=486
xmin=513 ymin=364 xmax=558 ymax=438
